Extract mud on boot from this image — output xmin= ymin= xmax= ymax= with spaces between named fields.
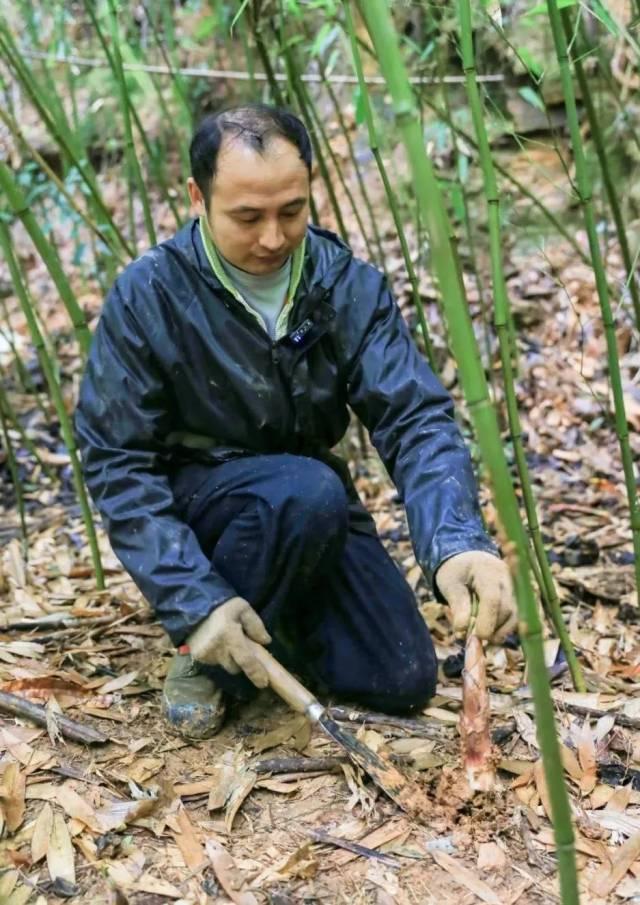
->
xmin=162 ymin=653 xmax=226 ymax=739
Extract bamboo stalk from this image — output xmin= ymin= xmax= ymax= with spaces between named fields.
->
xmin=560 ymin=9 xmax=640 ymax=330
xmin=0 ymin=383 xmax=28 ymax=556
xmin=0 ymin=295 xmax=51 ymax=419
xmin=314 ymin=50 xmax=388 ymax=274
xmin=0 ymin=105 xmax=129 ymax=266
xmin=458 ymin=0 xmax=584 ymax=692
xmin=0 ymin=164 xmax=92 ymax=357
xmin=341 ymin=23 xmax=590 ymax=264
xmin=280 ymin=39 xmax=350 ymax=241
xmin=0 ymin=366 xmax=56 ymax=482
xmin=249 ymin=16 xmax=321 ymax=225
xmin=106 ymin=0 xmax=157 ymax=249
xmin=0 ymin=21 xmax=134 ymax=260
xmin=354 ymin=3 xmax=578 ymax=901
xmin=438 ymin=45 xmax=493 ymax=380
xmin=342 ymin=1 xmax=435 ymax=369
xmin=81 ymin=0 xmax=184 ymax=231
xmin=546 ymin=0 xmax=640 ymax=598
xmin=0 ymin=222 xmax=104 ymax=589
xmin=142 ymin=0 xmax=193 ymax=183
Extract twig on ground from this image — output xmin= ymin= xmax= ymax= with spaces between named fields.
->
xmin=307 ymin=828 xmax=401 ymax=867
xmin=0 ymin=613 xmax=113 ymax=631
xmin=0 ymin=690 xmax=108 ymax=745
xmin=328 ymin=706 xmax=454 ymax=740
xmin=253 ymin=756 xmax=345 ymax=775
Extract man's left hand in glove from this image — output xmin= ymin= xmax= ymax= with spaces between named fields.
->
xmin=435 ymin=550 xmax=518 ymax=642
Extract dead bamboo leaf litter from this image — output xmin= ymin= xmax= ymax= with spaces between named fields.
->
xmin=0 ymin=112 xmax=639 ymax=905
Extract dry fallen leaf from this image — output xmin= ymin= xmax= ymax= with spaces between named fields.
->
xmin=431 ymin=850 xmax=503 ymax=905
xmin=591 ymin=831 xmax=640 ymax=898
xmin=32 ymin=801 xmax=54 ymax=862
xmin=56 ymin=784 xmax=102 ymax=832
xmin=95 ymin=796 xmax=160 ymax=833
xmin=134 ymin=874 xmax=182 ymax=898
xmin=477 ymin=841 xmax=507 ymax=872
xmin=248 ymin=714 xmax=311 ymax=754
xmin=276 ymin=841 xmax=318 ymax=879
xmin=0 ymin=761 xmax=26 ymax=832
xmin=225 ymin=767 xmax=257 ymax=832
xmin=205 ymin=839 xmax=258 ymax=905
xmin=46 ymin=811 xmax=76 ymax=887
xmin=576 ymin=720 xmax=598 ymax=795
xmin=173 ymin=804 xmax=206 ymax=871
xmin=99 ymin=670 xmax=139 ymax=695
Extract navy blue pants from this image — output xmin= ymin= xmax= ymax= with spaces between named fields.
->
xmin=170 ymin=454 xmax=437 ymax=713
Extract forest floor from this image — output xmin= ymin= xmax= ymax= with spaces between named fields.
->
xmin=1 ymin=118 xmax=640 ymax=904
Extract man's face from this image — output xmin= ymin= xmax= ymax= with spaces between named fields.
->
xmin=188 ymin=134 xmax=310 ymax=275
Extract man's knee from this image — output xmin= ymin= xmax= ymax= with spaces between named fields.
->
xmin=364 ymin=648 xmax=438 ymax=714
xmin=279 ymin=455 xmax=349 ymax=539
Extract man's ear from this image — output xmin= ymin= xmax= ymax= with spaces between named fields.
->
xmin=186 ymin=177 xmax=205 ymax=216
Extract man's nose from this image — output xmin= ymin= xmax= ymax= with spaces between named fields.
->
xmin=259 ymin=220 xmax=286 ymax=252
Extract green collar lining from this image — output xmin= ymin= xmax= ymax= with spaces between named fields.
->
xmin=198 ymin=215 xmax=306 ymax=340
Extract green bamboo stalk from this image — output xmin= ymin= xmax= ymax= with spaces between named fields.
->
xmin=345 ymin=24 xmax=590 ymax=267
xmin=81 ymin=0 xmax=183 ymax=232
xmin=106 ymin=0 xmax=157 ymax=249
xmin=560 ymin=9 xmax=640 ymax=330
xmin=0 ymin=383 xmax=55 ymax=482
xmin=143 ymin=0 xmax=193 ymax=183
xmin=0 ymin=383 xmax=28 ymax=556
xmin=280 ymin=38 xmax=350 ymax=241
xmin=355 ymin=3 xmax=579 ymax=901
xmin=249 ymin=19 xmax=322 ymax=226
xmin=0 ymin=105 xmax=129 ymax=266
xmin=0 ymin=222 xmax=104 ymax=589
xmin=458 ymin=0 xmax=584 ymax=692
xmin=0 ymin=22 xmax=134 ymax=260
xmin=437 ymin=43 xmax=493 ymax=378
xmin=342 ymin=1 xmax=435 ymax=368
xmin=547 ymin=0 xmax=640 ymax=598
xmin=315 ymin=50 xmax=388 ymax=274
xmin=296 ymin=65 xmax=377 ymax=261
xmin=577 ymin=17 xmax=640 ymax=158
xmin=0 ymin=163 xmax=92 ymax=358
xmin=55 ymin=5 xmax=80 ymax=135
xmin=238 ymin=11 xmax=258 ymax=96
xmin=0 ymin=298 xmax=50 ymax=422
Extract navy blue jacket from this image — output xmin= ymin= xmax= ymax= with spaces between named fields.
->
xmin=75 ymin=219 xmax=497 ymax=645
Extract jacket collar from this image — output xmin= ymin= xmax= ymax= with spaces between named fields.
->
xmin=168 ymin=217 xmax=353 ymax=298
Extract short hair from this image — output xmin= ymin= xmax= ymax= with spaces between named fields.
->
xmin=189 ymin=103 xmax=312 ymax=207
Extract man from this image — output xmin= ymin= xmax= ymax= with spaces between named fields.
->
xmin=75 ymin=104 xmax=516 ymax=740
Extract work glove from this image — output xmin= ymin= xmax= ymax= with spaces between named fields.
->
xmin=186 ymin=597 xmax=272 ymax=688
xmin=435 ymin=550 xmax=518 ymax=642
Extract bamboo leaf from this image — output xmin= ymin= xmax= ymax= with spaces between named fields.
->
xmin=588 ymin=0 xmax=621 ymax=36
xmin=527 ymin=0 xmax=575 ymax=14
xmin=230 ymin=0 xmax=252 ymax=33
xmin=518 ymin=86 xmax=546 ymax=112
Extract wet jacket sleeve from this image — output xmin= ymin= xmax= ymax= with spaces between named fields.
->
xmin=337 ymin=263 xmax=498 ymax=588
xmin=74 ymin=281 xmax=237 ymax=646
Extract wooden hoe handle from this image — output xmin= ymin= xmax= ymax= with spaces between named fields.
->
xmin=248 ymin=641 xmax=322 ymax=719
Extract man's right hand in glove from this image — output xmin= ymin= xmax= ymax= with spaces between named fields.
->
xmin=185 ymin=597 xmax=272 ymax=688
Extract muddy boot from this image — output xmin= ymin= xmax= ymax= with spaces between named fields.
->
xmin=162 ymin=653 xmax=226 ymax=739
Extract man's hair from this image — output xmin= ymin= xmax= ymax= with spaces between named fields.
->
xmin=189 ymin=103 xmax=312 ymax=207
